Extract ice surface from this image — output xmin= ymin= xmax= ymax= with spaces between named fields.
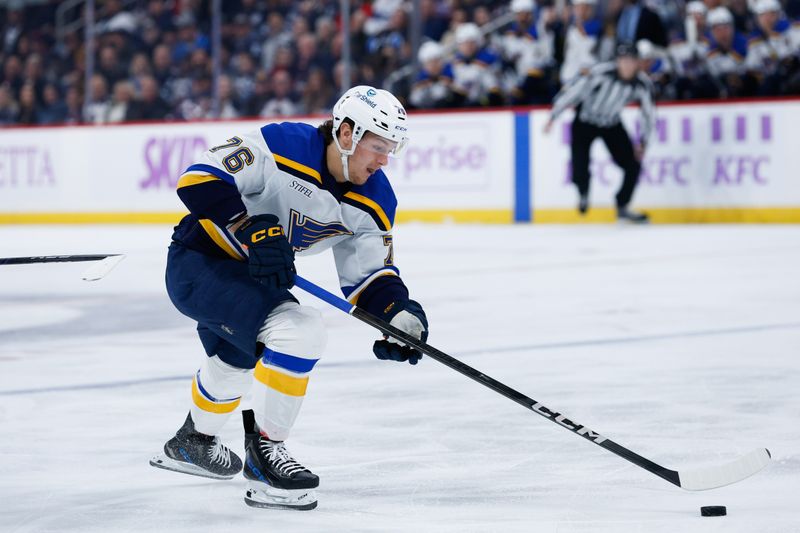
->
xmin=1 ymin=224 xmax=799 ymax=533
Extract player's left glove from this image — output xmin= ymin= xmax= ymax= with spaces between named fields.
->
xmin=234 ymin=214 xmax=296 ymax=291
xmin=372 ymin=300 xmax=428 ymax=365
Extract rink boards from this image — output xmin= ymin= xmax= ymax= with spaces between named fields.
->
xmin=0 ymin=98 xmax=798 ymax=224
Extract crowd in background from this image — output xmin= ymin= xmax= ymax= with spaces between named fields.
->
xmin=0 ymin=0 xmax=799 ymax=126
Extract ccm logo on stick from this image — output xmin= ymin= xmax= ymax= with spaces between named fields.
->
xmin=252 ymin=227 xmax=284 ymax=242
xmin=531 ymin=402 xmax=608 ymax=443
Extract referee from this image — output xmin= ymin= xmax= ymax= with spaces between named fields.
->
xmin=544 ymin=43 xmax=655 ymax=223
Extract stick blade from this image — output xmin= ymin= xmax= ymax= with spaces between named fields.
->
xmin=81 ymin=254 xmax=126 ymax=281
xmin=678 ymin=448 xmax=771 ymax=491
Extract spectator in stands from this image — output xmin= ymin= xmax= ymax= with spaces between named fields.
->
xmin=299 ymin=67 xmax=334 ymax=115
xmin=244 ymin=70 xmax=271 ymax=117
xmin=366 ymin=9 xmax=410 ymax=84
xmin=22 ymin=53 xmax=44 ymax=101
xmin=746 ymin=0 xmax=800 ymax=94
xmin=230 ymin=51 xmax=257 ymax=107
xmin=315 ymin=17 xmax=337 ymax=53
xmin=129 ymin=52 xmax=152 ymax=81
xmin=706 ymin=7 xmax=752 ymax=97
xmin=269 ymin=46 xmax=296 ymax=80
xmin=560 ymin=0 xmax=602 ymax=84
xmin=146 ymin=0 xmax=174 ymax=33
xmin=409 ymin=41 xmax=457 ymax=109
xmin=616 ymin=0 xmax=668 ymax=48
xmin=216 ymin=75 xmax=241 ymax=119
xmin=452 ymin=22 xmax=503 ymax=106
xmin=98 ymin=45 xmax=128 ymax=88
xmin=85 ymin=74 xmax=110 ymax=124
xmin=1 ymin=6 xmax=24 ymax=55
xmin=294 ymin=34 xmax=327 ymax=92
xmin=364 ymin=0 xmax=405 ymax=37
xmin=151 ymin=44 xmax=174 ymax=88
xmin=0 ymin=83 xmax=19 ymax=125
xmin=177 ymin=75 xmax=213 ymax=120
xmin=421 ymin=0 xmax=449 ymax=41
xmin=261 ymin=12 xmax=292 ymax=72
xmin=37 ymin=83 xmax=67 ymax=124
xmin=259 ymin=70 xmax=299 ymax=118
xmin=502 ymin=0 xmax=556 ymax=104
xmin=106 ymin=80 xmax=135 ymax=123
xmin=172 ymin=13 xmax=209 ymax=64
xmin=729 ymin=0 xmax=757 ymax=35
xmin=1 ymin=55 xmax=24 ymax=95
xmin=15 ymin=82 xmax=38 ymax=125
xmin=63 ymin=86 xmax=83 ymax=125
xmin=127 ymin=75 xmax=171 ymax=121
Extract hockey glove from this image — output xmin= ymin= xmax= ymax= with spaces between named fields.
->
xmin=234 ymin=214 xmax=296 ymax=291
xmin=372 ymin=300 xmax=428 ymax=365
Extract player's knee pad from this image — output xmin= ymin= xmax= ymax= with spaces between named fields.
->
xmin=257 ymin=301 xmax=327 ymax=361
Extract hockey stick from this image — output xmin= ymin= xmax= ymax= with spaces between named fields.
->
xmin=0 ymin=254 xmax=126 ymax=281
xmin=294 ymin=275 xmax=771 ymax=491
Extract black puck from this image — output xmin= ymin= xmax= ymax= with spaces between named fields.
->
xmin=701 ymin=506 xmax=727 ymax=517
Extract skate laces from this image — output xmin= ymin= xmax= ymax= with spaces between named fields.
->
xmin=207 ymin=437 xmax=233 ymax=468
xmin=260 ymin=439 xmax=306 ymax=476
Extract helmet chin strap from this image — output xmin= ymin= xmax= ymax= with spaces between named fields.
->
xmin=340 ymin=153 xmax=352 ymax=183
xmin=332 ymin=129 xmax=357 ymax=183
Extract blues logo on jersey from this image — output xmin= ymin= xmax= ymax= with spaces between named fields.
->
xmin=288 ymin=209 xmax=353 ymax=252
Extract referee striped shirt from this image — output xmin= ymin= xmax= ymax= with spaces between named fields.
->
xmin=550 ymin=62 xmax=656 ymax=143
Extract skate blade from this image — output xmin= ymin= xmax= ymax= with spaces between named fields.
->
xmin=244 ymin=480 xmax=317 ymax=510
xmin=617 ymin=217 xmax=649 ymax=225
xmin=150 ymin=453 xmax=236 ymax=480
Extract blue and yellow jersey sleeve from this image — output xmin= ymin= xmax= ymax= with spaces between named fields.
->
xmin=176 ymin=170 xmax=245 ymax=227
xmin=172 ymin=132 xmax=273 ymax=261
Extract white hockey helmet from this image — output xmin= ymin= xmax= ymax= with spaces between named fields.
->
xmin=707 ymin=7 xmax=733 ymax=26
xmin=753 ymin=0 xmax=780 ymax=14
xmin=686 ymin=1 xmax=706 ymax=15
xmin=331 ymin=85 xmax=409 ymax=180
xmin=455 ymin=23 xmax=483 ymax=45
xmin=510 ymin=0 xmax=535 ymax=13
xmin=418 ymin=40 xmax=444 ymax=63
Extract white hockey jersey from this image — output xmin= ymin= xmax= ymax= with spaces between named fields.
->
xmin=173 ymin=121 xmax=400 ymax=304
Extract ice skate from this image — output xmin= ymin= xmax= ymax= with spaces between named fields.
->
xmin=242 ymin=410 xmax=318 ymax=510
xmin=578 ymin=193 xmax=589 ymax=215
xmin=150 ymin=412 xmax=242 ymax=480
xmin=616 ymin=206 xmax=649 ymax=224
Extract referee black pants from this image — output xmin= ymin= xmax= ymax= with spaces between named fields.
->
xmin=570 ymin=118 xmax=641 ymax=208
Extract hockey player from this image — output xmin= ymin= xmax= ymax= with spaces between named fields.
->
xmin=668 ymin=1 xmax=718 ymax=99
xmin=559 ymin=0 xmax=602 ymax=85
xmin=451 ymin=23 xmax=503 ymax=106
xmin=706 ymin=7 xmax=752 ymax=96
xmin=501 ymin=0 xmax=556 ymax=104
xmin=408 ymin=40 xmax=458 ymax=109
xmin=745 ymin=0 xmax=800 ymax=95
xmin=150 ymin=86 xmax=429 ymax=511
